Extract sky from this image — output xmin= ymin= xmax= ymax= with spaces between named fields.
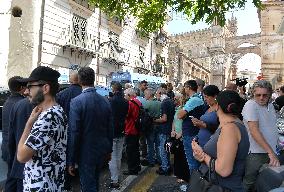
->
xmin=166 ymin=1 xmax=261 ymax=73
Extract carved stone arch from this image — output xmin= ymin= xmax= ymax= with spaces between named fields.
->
xmin=225 ymin=33 xmax=261 ymax=57
xmin=235 ymin=40 xmax=259 ymax=48
xmin=231 ymin=46 xmax=261 ymax=57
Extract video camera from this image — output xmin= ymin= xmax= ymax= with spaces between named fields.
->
xmin=232 ymin=78 xmax=248 ymax=87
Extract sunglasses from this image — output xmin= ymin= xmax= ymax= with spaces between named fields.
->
xmin=254 ymin=93 xmax=269 ymax=98
xmin=26 ymin=84 xmax=45 ymax=90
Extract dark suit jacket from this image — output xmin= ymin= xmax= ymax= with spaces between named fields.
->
xmin=1 ymin=93 xmax=25 ymax=162
xmin=56 ymin=84 xmax=82 ymax=117
xmin=68 ymin=87 xmax=113 ymax=166
xmin=8 ymin=98 xmax=33 ymax=179
xmin=109 ymin=92 xmax=128 ymax=138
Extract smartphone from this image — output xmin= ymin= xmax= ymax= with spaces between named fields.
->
xmin=188 ymin=115 xmax=194 ymax=118
xmin=193 ymin=136 xmax=199 ymax=145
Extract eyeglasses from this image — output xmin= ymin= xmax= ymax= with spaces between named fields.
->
xmin=254 ymin=93 xmax=269 ymax=98
xmin=27 ymin=84 xmax=44 ymax=90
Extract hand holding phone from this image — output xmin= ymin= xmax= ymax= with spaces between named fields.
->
xmin=193 ymin=136 xmax=199 ymax=145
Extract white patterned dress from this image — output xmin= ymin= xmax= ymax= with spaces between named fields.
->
xmin=23 ymin=105 xmax=67 ymax=192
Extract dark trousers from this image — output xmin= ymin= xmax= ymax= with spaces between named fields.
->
xmin=4 ymin=177 xmax=23 ymax=192
xmin=173 ymin=140 xmax=190 ymax=182
xmin=140 ymin=134 xmax=147 ymax=159
xmin=79 ymin=162 xmax=103 ymax=192
xmin=125 ymin=135 xmax=141 ymax=172
xmin=243 ymin=153 xmax=270 ymax=192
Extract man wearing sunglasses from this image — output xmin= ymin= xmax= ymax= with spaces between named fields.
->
xmin=242 ymin=80 xmax=280 ymax=191
xmin=17 ymin=66 xmax=67 ymax=192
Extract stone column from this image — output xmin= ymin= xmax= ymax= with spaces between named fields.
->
xmin=7 ymin=0 xmax=42 ymax=79
xmin=209 ymin=22 xmax=226 ymax=89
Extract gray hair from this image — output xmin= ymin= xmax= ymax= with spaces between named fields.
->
xmin=156 ymin=87 xmax=167 ymax=95
xmin=144 ymin=88 xmax=155 ymax=97
xmin=252 ymin=80 xmax=273 ymax=95
xmin=196 ymin=78 xmax=205 ymax=87
xmin=124 ymin=88 xmax=136 ymax=96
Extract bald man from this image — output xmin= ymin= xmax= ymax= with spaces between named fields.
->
xmin=56 ymin=72 xmax=82 ymax=190
xmin=225 ymin=82 xmax=238 ymax=91
xmin=56 ymin=72 xmax=82 ymax=117
xmin=69 ymin=72 xmax=79 ymax=85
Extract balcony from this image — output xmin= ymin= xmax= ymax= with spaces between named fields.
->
xmin=108 ymin=16 xmax=123 ymax=34
xmin=63 ymin=24 xmax=98 ymax=56
xmin=68 ymin=0 xmax=95 ymax=14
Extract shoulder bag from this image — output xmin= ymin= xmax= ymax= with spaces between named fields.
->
xmin=189 ymin=158 xmax=230 ymax=192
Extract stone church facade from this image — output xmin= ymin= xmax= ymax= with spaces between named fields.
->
xmin=169 ymin=0 xmax=284 ymax=89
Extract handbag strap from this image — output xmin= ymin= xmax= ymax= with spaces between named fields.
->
xmin=208 ymin=158 xmax=215 ymax=182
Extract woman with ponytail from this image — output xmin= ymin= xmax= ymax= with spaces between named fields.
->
xmin=191 ymin=90 xmax=250 ymax=192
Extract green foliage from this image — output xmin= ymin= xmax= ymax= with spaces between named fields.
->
xmin=88 ymin=0 xmax=263 ymax=33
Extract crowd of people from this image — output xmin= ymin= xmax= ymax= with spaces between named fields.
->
xmin=1 ymin=65 xmax=284 ymax=192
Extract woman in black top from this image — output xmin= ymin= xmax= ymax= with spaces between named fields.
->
xmin=192 ymin=90 xmax=250 ymax=192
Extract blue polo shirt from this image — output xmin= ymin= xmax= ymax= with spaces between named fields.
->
xmin=182 ymin=93 xmax=205 ymax=136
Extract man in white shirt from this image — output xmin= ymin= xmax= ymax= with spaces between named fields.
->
xmin=242 ymin=80 xmax=280 ymax=192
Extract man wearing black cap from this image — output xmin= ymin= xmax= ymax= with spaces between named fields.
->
xmin=16 ymin=66 xmax=68 ymax=191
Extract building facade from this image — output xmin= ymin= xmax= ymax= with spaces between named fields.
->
xmin=2 ymin=0 xmax=169 ymax=86
xmin=168 ymin=16 xmax=238 ymax=88
xmin=260 ymin=0 xmax=284 ymax=88
xmin=169 ymin=1 xmax=284 ymax=89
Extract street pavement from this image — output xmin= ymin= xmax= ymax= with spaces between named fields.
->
xmin=124 ymin=166 xmax=184 ymax=192
xmin=0 ymin=132 xmax=187 ymax=192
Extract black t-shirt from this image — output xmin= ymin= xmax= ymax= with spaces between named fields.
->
xmin=159 ymin=98 xmax=175 ymax=135
xmin=275 ymin=95 xmax=284 ymax=110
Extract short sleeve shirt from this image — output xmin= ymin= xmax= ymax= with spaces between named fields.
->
xmin=159 ymin=98 xmax=175 ymax=135
xmin=242 ymin=100 xmax=278 ymax=153
xmin=24 ymin=105 xmax=67 ymax=192
xmin=183 ymin=95 xmax=204 ymax=112
xmin=144 ymin=99 xmax=161 ymax=118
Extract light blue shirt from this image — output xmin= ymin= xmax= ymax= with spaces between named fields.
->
xmin=183 ymin=93 xmax=204 ymax=112
xmin=136 ymin=96 xmax=147 ymax=106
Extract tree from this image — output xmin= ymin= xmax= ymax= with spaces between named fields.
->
xmin=88 ymin=0 xmax=262 ymax=34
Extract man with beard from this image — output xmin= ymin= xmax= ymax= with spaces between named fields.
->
xmin=17 ymin=66 xmax=68 ymax=192
xmin=68 ymin=67 xmax=113 ymax=192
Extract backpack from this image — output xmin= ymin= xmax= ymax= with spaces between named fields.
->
xmin=130 ymin=100 xmax=153 ymax=133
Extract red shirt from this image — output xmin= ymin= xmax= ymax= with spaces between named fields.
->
xmin=125 ymin=98 xmax=141 ymax=135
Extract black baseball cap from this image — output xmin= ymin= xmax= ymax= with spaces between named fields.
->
xmin=19 ymin=66 xmax=61 ymax=83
